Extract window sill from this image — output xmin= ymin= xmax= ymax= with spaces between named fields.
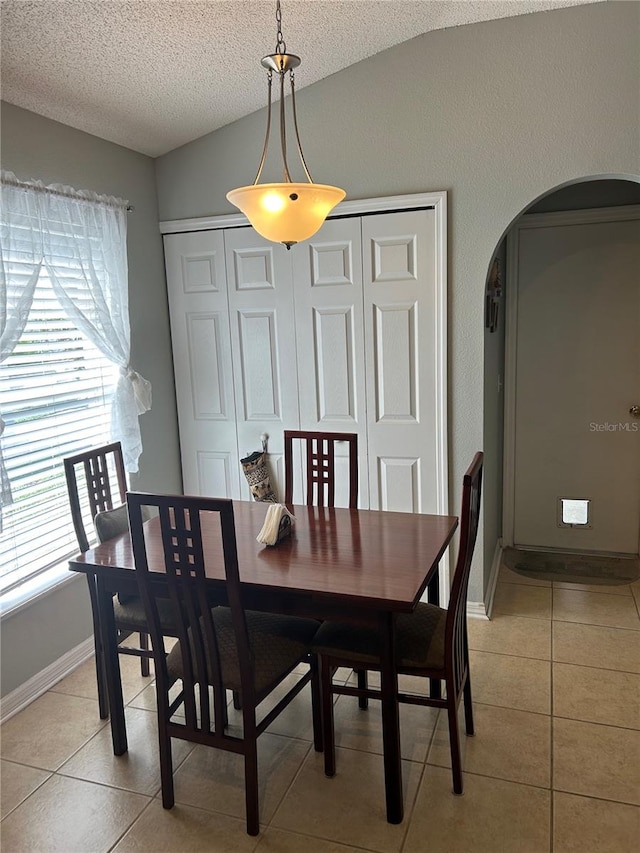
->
xmin=0 ymin=562 xmax=81 ymax=620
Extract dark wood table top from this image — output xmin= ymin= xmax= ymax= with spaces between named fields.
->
xmin=70 ymin=501 xmax=458 ymax=614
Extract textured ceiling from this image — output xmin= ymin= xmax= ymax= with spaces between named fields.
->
xmin=1 ymin=0 xmax=601 ymax=157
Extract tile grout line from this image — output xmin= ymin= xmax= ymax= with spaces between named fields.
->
xmin=502 ymin=574 xmax=637 ymax=594
xmin=106 ymin=794 xmax=156 ymax=853
xmin=551 ymin=788 xmax=640 ymax=809
xmin=0 ymin=767 xmax=52 ymax=824
xmin=399 ymin=760 xmax=427 ymax=853
xmin=551 ymin=659 xmax=640 ymax=677
xmin=422 ymin=763 xmax=559 ymax=793
xmin=500 ymin=579 xmax=638 ymax=597
xmin=264 ymin=737 xmax=314 ymax=833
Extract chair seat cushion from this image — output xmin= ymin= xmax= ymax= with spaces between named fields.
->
xmin=94 ymin=504 xmax=129 ymax=543
xmin=94 ymin=504 xmax=154 ymax=607
xmin=113 ymin=595 xmax=177 ymax=634
xmin=312 ymin=602 xmax=447 ymax=671
xmin=167 ymin=609 xmax=320 ymax=696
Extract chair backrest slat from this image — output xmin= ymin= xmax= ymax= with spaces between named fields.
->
xmin=284 ymin=430 xmax=358 ymax=508
xmin=444 ymin=452 xmax=483 ymax=693
xmin=64 ymin=442 xmax=127 ymax=553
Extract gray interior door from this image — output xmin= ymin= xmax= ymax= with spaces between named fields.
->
xmin=511 ymin=208 xmax=640 ymax=555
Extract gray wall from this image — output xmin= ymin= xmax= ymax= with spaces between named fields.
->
xmin=0 ymin=103 xmax=181 ymax=696
xmin=156 ymin=1 xmax=640 ymax=602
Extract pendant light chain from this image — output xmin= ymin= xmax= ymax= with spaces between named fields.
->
xmin=275 ymin=0 xmax=309 ymax=182
xmin=275 ymin=0 xmax=286 ymax=55
xmin=226 ymin=0 xmax=346 ymax=248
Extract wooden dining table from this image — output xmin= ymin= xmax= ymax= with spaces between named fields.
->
xmin=68 ymin=500 xmax=457 ymax=825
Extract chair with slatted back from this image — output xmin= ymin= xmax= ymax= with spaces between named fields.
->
xmin=312 ymin=452 xmax=483 ymax=796
xmin=283 ymin=430 xmax=369 ymax=705
xmin=64 ymin=442 xmax=154 ymax=718
xmin=284 ymin=430 xmax=358 ymax=508
xmin=127 ymin=492 xmax=323 ymax=836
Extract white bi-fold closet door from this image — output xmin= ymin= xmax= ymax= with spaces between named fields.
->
xmin=163 ymin=197 xmax=447 ymax=518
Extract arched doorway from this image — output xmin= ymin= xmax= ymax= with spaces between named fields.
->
xmin=484 ymin=176 xmax=640 ymax=592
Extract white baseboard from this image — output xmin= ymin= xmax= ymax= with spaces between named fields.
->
xmin=0 ymin=637 xmax=95 ymax=724
xmin=466 ymin=601 xmax=490 ymax=619
xmin=484 ymin=538 xmax=503 ymax=619
xmin=467 ymin=538 xmax=503 ymax=620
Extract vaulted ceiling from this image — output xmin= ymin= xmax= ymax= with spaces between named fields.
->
xmin=1 ymin=1 xmax=600 ymax=157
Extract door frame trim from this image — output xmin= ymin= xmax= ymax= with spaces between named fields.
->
xmin=161 ymin=191 xmax=450 ymax=598
xmin=159 ymin=191 xmax=446 ymax=234
xmin=502 ymin=204 xmax=640 ymax=548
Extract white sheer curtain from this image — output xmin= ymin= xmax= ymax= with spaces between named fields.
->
xmin=0 ymin=179 xmax=44 ymax=506
xmin=0 ymin=171 xmax=152 ymax=507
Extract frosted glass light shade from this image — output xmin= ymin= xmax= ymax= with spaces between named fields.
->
xmin=226 ymin=182 xmax=346 ymax=246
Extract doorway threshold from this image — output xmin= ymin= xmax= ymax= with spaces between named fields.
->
xmin=502 ymin=547 xmax=640 ymax=586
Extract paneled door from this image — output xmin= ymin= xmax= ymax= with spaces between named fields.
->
xmin=363 ymin=210 xmax=443 ymax=514
xmin=164 ymin=230 xmax=240 ymax=498
xmin=290 ymin=209 xmax=444 ymax=514
xmin=291 ymin=217 xmax=369 ymax=507
xmin=223 ymin=228 xmax=299 ymax=499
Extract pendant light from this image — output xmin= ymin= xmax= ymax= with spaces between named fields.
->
xmin=226 ymin=0 xmax=346 ymax=249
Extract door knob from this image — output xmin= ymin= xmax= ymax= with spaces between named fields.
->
xmin=630 ymin=405 xmax=640 ymax=417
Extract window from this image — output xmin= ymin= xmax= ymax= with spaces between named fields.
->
xmin=0 ymin=271 xmax=118 ymax=593
xmin=0 ymin=172 xmax=151 ymax=600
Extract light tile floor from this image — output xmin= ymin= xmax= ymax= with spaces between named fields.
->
xmin=1 ymin=565 xmax=639 ymax=852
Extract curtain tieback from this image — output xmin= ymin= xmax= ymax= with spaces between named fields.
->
xmin=120 ymin=366 xmax=152 ymax=414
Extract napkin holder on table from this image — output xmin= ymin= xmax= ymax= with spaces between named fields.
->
xmin=256 ymin=504 xmax=295 ymax=546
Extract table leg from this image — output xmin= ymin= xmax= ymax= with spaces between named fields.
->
xmin=86 ymin=572 xmax=109 ymax=719
xmin=96 ymin=577 xmax=128 ymax=755
xmin=379 ymin=611 xmax=403 ymax=824
xmin=427 ymin=570 xmax=440 ymax=607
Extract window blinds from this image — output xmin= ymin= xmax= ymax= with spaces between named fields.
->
xmin=0 ymin=271 xmax=118 ymax=592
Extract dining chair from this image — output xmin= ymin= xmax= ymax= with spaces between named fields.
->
xmin=284 ymin=430 xmax=358 ymax=508
xmin=64 ymin=442 xmax=158 ymax=719
xmin=283 ymin=429 xmax=368 ymax=705
xmin=312 ymin=451 xmax=483 ymax=795
xmin=127 ymin=492 xmax=323 ymax=836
